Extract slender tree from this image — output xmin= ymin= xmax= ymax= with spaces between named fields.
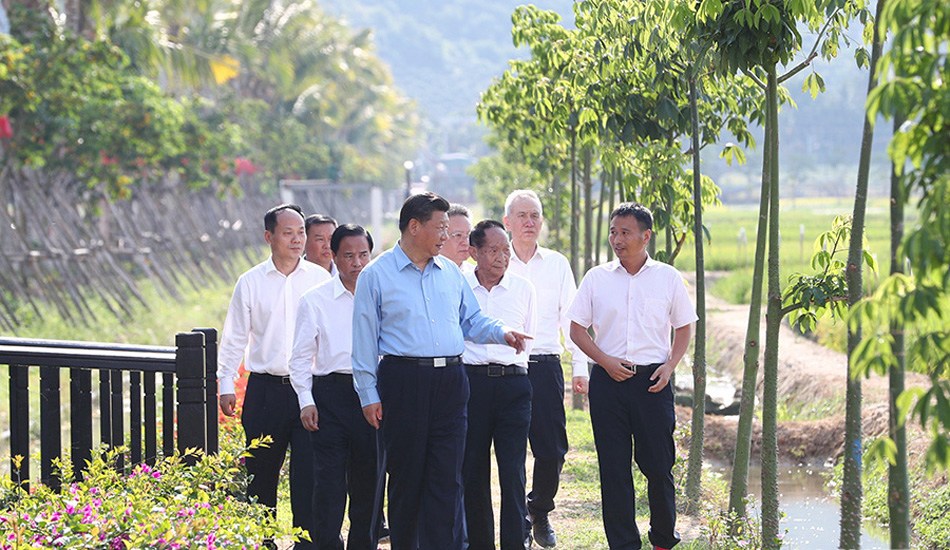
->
xmin=886 ymin=113 xmax=911 ymax=548
xmin=840 ymin=0 xmax=887 ymax=543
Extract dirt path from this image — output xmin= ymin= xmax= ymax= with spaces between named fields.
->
xmin=691 ymin=279 xmax=930 ymax=464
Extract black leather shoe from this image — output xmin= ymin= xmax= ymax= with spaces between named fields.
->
xmin=531 ymin=515 xmax=557 ymax=548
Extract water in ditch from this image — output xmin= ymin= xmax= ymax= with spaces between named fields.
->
xmin=735 ymin=463 xmax=888 ymax=549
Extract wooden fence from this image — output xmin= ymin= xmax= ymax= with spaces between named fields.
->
xmin=0 ymin=328 xmax=218 ymax=488
xmin=0 ymin=167 xmax=399 ymax=332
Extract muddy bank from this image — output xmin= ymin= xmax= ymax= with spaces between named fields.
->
xmin=677 ymin=403 xmax=893 ymax=465
xmin=684 ymin=292 xmax=930 ymax=465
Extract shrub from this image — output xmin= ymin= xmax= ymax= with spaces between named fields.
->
xmin=0 ymin=434 xmax=303 ymax=549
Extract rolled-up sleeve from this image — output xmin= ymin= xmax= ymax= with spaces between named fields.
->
xmin=289 ymin=297 xmax=318 ymax=409
xmin=217 ymin=278 xmax=249 ymax=395
xmin=566 ymin=272 xmax=594 ymax=331
xmin=352 ymin=268 xmax=382 ymax=407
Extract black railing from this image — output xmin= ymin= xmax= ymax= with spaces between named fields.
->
xmin=1 ymin=328 xmax=218 ymax=488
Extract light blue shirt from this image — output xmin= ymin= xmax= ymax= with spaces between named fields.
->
xmin=352 ymin=243 xmax=508 ymax=406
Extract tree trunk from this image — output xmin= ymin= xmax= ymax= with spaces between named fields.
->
xmin=887 ymin=114 xmax=911 ymax=548
xmin=551 ymin=171 xmax=562 ymax=244
xmin=728 ymin=102 xmax=772 ymax=522
xmin=595 ymin=168 xmax=608 ymax=265
xmin=839 ymin=1 xmax=886 ymax=543
xmin=665 ymin=154 xmax=674 ymax=263
xmin=583 ymin=147 xmax=593 ymax=275
xmin=684 ymin=76 xmax=706 ymax=513
xmin=761 ymin=65 xmax=781 ymax=550
xmin=569 ymin=126 xmax=580 ymax=281
xmin=607 ymin=170 xmax=617 ymax=262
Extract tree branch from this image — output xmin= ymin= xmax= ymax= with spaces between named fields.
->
xmin=742 ymin=68 xmax=766 ymax=89
xmin=781 ymin=295 xmax=848 ymax=317
xmin=779 ymin=9 xmax=840 ymax=83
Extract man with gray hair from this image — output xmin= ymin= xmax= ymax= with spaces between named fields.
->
xmin=503 ymin=189 xmax=589 ymax=548
xmin=442 ymin=204 xmax=474 ymax=271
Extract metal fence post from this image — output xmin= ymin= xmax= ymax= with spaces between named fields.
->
xmin=175 ymin=331 xmax=207 ymax=464
xmin=192 ymin=327 xmax=219 ymax=455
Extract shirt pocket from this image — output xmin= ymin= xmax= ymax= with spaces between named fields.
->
xmin=641 ymin=298 xmax=669 ymax=329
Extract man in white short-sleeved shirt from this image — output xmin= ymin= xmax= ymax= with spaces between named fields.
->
xmin=503 ymin=189 xmax=588 ymax=549
xmin=568 ymin=202 xmax=697 ymax=550
xmin=290 ymin=223 xmax=380 ymax=550
xmin=217 ymin=204 xmax=331 ymax=549
xmin=461 ymin=220 xmax=537 ymax=550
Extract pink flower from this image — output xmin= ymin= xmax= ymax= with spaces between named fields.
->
xmin=234 ymin=157 xmax=259 ymax=176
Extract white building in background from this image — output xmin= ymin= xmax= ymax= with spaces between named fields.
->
xmin=0 ymin=5 xmax=10 ymax=35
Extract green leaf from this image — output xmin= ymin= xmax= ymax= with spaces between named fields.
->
xmin=865 ymin=436 xmax=898 ymax=466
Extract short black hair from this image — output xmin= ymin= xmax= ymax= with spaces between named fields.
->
xmin=469 ymin=219 xmax=507 ymax=249
xmin=305 ymin=214 xmax=337 ymax=233
xmin=610 ymin=202 xmax=653 ymax=231
xmin=264 ymin=204 xmax=304 ymax=232
xmin=447 ymin=204 xmax=470 ymax=219
xmin=331 ymin=224 xmax=374 ymax=254
xmin=398 ymin=192 xmax=450 ymax=233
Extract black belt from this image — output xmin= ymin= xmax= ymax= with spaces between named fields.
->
xmin=250 ymin=372 xmax=292 ymax=384
xmin=529 ymin=354 xmax=560 ymax=361
xmin=466 ymin=364 xmax=528 ymax=377
xmin=314 ymin=372 xmax=352 ymax=383
xmin=383 ymin=355 xmax=462 ymax=367
xmin=595 ymin=362 xmax=663 ymax=376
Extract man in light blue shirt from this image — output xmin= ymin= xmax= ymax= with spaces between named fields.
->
xmin=352 ymin=192 xmax=530 ymax=550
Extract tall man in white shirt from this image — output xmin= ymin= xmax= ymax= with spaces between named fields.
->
xmin=290 ymin=224 xmax=379 ymax=550
xmin=305 ymin=214 xmax=339 ymax=276
xmin=462 ymin=220 xmax=537 ymax=550
xmin=568 ymin=203 xmax=696 ymax=550
xmin=217 ymin=204 xmax=331 ymax=550
xmin=442 ymin=204 xmax=473 ymax=272
xmin=502 ymin=189 xmax=588 ymax=548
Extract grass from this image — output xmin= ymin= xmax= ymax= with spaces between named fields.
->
xmin=2 ymin=238 xmax=766 ymax=548
xmin=0 ymin=254 xmax=257 ymax=478
xmin=673 ymin=197 xmax=905 ymax=276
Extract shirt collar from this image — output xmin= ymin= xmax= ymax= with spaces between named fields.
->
xmin=470 ymin=269 xmax=511 ymax=291
xmin=265 ymin=255 xmax=308 ymax=276
xmin=607 ymin=255 xmax=658 ymax=274
xmin=332 ymin=274 xmax=352 ymax=298
xmin=394 ymin=242 xmax=444 ymax=272
xmin=511 ymin=243 xmax=548 ymax=265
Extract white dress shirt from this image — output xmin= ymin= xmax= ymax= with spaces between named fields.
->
xmin=567 ymin=257 xmax=698 ymax=365
xmin=506 ymin=245 xmax=590 ymax=377
xmin=463 ymin=270 xmax=536 ymax=368
xmin=289 ymin=276 xmax=356 ymax=409
xmin=216 ymin=257 xmax=331 ymax=395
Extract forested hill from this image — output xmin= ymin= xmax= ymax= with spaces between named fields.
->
xmin=320 ymin=0 xmax=890 ymax=200
xmin=318 ymin=0 xmax=574 ymax=123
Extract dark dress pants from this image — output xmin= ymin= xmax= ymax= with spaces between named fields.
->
xmin=242 ymin=373 xmax=316 ymax=549
xmin=310 ymin=374 xmax=380 ymax=550
xmin=526 ymin=355 xmax=568 ymax=519
xmin=377 ymin=357 xmax=470 ymax=550
xmin=463 ymin=368 xmax=532 ymax=550
xmin=588 ymin=364 xmax=679 ymax=550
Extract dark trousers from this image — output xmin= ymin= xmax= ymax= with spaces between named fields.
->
xmin=377 ymin=357 xmax=470 ymax=550
xmin=463 ymin=366 xmax=532 ymax=550
xmin=309 ymin=374 xmax=380 ymax=550
xmin=588 ymin=364 xmax=679 ymax=550
xmin=242 ymin=373 xmax=315 ymax=549
xmin=526 ymin=355 xmax=568 ymax=519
